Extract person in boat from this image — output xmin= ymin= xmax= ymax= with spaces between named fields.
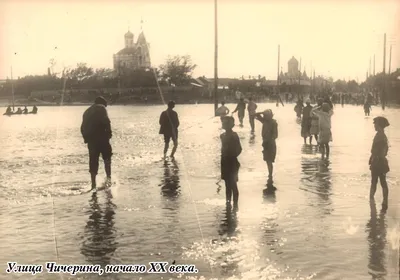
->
xmin=31 ymin=106 xmax=38 ymax=114
xmin=15 ymin=107 xmax=22 ymax=114
xmin=81 ymin=96 xmax=112 ymax=190
xmin=22 ymin=106 xmax=28 ymax=114
xmin=5 ymin=106 xmax=12 ymax=114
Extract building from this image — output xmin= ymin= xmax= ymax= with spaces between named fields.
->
xmin=279 ymin=56 xmax=311 ymax=86
xmin=113 ymin=30 xmax=151 ymax=73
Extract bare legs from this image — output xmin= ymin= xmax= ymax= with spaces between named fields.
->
xmin=225 ymin=179 xmax=239 ymax=209
xmin=267 ymin=161 xmax=273 ymax=185
xmin=370 ymin=172 xmax=389 ymax=206
xmin=320 ymin=143 xmax=330 ymax=159
xmin=163 ymin=139 xmax=178 ymax=158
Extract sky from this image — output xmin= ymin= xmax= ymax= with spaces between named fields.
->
xmin=0 ymin=0 xmax=399 ymax=82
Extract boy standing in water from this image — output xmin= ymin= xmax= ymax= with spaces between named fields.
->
xmin=216 ymin=101 xmax=230 ymax=126
xmin=311 ymin=103 xmax=333 ymax=159
xmin=159 ymin=100 xmax=180 ymax=159
xmin=364 ymin=102 xmax=372 ymax=116
xmin=255 ymin=109 xmax=278 ymax=187
xmin=220 ymin=116 xmax=242 ymax=209
xmin=369 ymin=117 xmax=390 ymax=207
xmin=232 ymin=97 xmax=246 ymax=127
xmin=247 ymin=97 xmax=257 ymax=133
xmin=81 ymin=96 xmax=112 ymax=190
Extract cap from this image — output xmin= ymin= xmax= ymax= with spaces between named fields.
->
xmin=373 ymin=116 xmax=390 ymax=128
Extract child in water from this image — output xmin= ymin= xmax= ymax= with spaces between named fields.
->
xmin=255 ymin=109 xmax=278 ymax=187
xmin=364 ymin=102 xmax=372 ymax=116
xmin=311 ymin=103 xmax=333 ymax=159
xmin=220 ymin=116 xmax=242 ymax=209
xmin=369 ymin=117 xmax=390 ymax=207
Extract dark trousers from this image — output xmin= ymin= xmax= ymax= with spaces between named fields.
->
xmin=88 ymin=140 xmax=112 ymax=175
xmin=249 ymin=115 xmax=255 ymax=131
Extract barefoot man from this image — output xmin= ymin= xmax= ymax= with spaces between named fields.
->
xmin=81 ymin=96 xmax=112 ymax=190
xmin=159 ymin=100 xmax=180 ymax=159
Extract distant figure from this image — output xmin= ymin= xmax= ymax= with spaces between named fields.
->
xmin=144 ymin=96 xmax=148 ymax=105
xmin=310 ymin=99 xmax=323 ymax=144
xmin=216 ymin=101 xmax=230 ymax=126
xmin=15 ymin=107 xmax=22 ymax=114
xmin=312 ymin=103 xmax=333 ymax=159
xmin=159 ymin=100 xmax=180 ymax=159
xmin=81 ymin=96 xmax=112 ymax=190
xmin=364 ymin=102 xmax=372 ymax=116
xmin=31 ymin=106 xmax=38 ymax=114
xmin=220 ymin=116 xmax=242 ymax=210
xmin=255 ymin=109 xmax=278 ymax=187
xmin=232 ymin=98 xmax=246 ymax=127
xmin=369 ymin=117 xmax=390 ymax=207
xmin=247 ymin=97 xmax=257 ymax=132
xmin=5 ymin=106 xmax=12 ymax=114
xmin=301 ymin=100 xmax=313 ymax=144
xmin=294 ymin=99 xmax=303 ymax=118
xmin=22 ymin=106 xmax=28 ymax=114
xmin=340 ymin=93 xmax=345 ymax=107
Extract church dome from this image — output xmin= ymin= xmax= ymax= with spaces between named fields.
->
xmin=289 ymin=56 xmax=298 ymax=64
xmin=125 ymin=31 xmax=134 ymax=38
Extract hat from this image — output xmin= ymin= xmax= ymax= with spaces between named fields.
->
xmin=373 ymin=116 xmax=390 ymax=128
xmin=94 ymin=96 xmax=107 ymax=107
xmin=263 ymin=109 xmax=273 ymax=117
xmin=322 ymin=103 xmax=330 ymax=112
xmin=168 ymin=100 xmax=175 ymax=108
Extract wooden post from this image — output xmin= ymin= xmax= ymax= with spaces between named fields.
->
xmin=382 ymin=33 xmax=386 ymax=110
xmin=213 ymin=0 xmax=218 ymax=116
xmin=11 ymin=66 xmax=15 ymax=110
xmin=388 ymin=45 xmax=392 ymax=74
xmin=277 ymin=45 xmax=280 ymax=94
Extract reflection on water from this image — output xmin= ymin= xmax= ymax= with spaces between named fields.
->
xmin=301 ymin=145 xmax=333 ymax=215
xmin=81 ymin=190 xmax=117 ymax=266
xmin=366 ymin=199 xmax=388 ymax=279
xmin=218 ymin=205 xmax=238 ymax=238
xmin=159 ymin=159 xmax=180 ymax=199
xmin=262 ymin=189 xmax=279 ymax=250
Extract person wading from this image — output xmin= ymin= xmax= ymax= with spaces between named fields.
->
xmin=247 ymin=97 xmax=257 ymax=133
xmin=81 ymin=96 xmax=112 ymax=190
xmin=232 ymin=97 xmax=246 ymax=127
xmin=159 ymin=100 xmax=180 ymax=159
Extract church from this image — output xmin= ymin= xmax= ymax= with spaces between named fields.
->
xmin=113 ymin=30 xmax=151 ymax=73
xmin=279 ymin=56 xmax=311 ymax=86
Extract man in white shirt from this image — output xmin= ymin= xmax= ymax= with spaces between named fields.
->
xmin=247 ymin=97 xmax=258 ymax=132
xmin=216 ymin=101 xmax=230 ymax=126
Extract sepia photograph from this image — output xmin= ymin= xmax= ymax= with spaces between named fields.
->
xmin=0 ymin=0 xmax=399 ymax=279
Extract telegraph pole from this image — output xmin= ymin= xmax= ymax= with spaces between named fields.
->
xmin=382 ymin=33 xmax=386 ymax=110
xmin=277 ymin=45 xmax=280 ymax=94
xmin=213 ymin=0 xmax=218 ymax=116
xmin=373 ymin=54 xmax=375 ymax=76
xmin=388 ymin=44 xmax=392 ymax=74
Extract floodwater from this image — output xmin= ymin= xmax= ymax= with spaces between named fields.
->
xmin=0 ymin=103 xmax=399 ymax=280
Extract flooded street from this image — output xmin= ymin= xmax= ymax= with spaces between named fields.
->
xmin=0 ymin=103 xmax=399 ymax=279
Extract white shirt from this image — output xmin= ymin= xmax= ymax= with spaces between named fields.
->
xmin=247 ymin=101 xmax=257 ymax=116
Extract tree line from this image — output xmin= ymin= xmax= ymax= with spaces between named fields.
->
xmin=0 ymin=55 xmax=197 ymax=97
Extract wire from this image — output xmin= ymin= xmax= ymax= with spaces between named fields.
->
xmin=151 ymin=68 xmax=216 ymax=276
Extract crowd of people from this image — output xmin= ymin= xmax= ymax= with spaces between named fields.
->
xmin=80 ymin=95 xmax=391 ymax=211
xmin=4 ymin=105 xmax=38 ymax=115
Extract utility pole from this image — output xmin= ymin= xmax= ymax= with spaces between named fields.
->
xmin=388 ymin=44 xmax=392 ymax=74
xmin=382 ymin=33 xmax=386 ymax=110
xmin=373 ymin=54 xmax=375 ymax=76
xmin=277 ymin=45 xmax=280 ymax=95
xmin=369 ymin=57 xmax=371 ymax=77
xmin=11 ymin=66 xmax=15 ymax=110
xmin=298 ymin=57 xmax=301 ymax=99
xmin=213 ymin=0 xmax=218 ymax=116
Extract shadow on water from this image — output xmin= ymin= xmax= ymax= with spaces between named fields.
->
xmin=80 ymin=189 xmax=117 ymax=267
xmin=159 ymin=159 xmax=180 ymax=199
xmin=366 ymin=199 xmax=387 ymax=279
xmin=300 ymin=144 xmax=333 ymax=215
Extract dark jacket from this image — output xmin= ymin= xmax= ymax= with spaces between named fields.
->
xmin=159 ymin=109 xmax=179 ymax=135
xmin=81 ymin=104 xmax=112 ymax=143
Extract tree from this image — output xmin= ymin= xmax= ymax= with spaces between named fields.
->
xmin=333 ymin=79 xmax=347 ymax=92
xmin=347 ymin=80 xmax=359 ymax=93
xmin=159 ymin=55 xmax=197 ymax=86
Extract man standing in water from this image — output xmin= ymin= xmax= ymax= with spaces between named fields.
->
xmin=232 ymin=97 xmax=246 ymax=127
xmin=247 ymin=97 xmax=257 ymax=133
xmin=159 ymin=100 xmax=180 ymax=159
xmin=81 ymin=96 xmax=112 ymax=190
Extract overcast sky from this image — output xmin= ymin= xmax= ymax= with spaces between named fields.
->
xmin=0 ymin=0 xmax=399 ymax=81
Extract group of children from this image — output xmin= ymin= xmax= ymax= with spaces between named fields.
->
xmin=217 ymin=99 xmax=391 ymax=210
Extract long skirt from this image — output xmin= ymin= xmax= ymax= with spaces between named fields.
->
xmin=310 ymin=119 xmax=319 ymax=135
